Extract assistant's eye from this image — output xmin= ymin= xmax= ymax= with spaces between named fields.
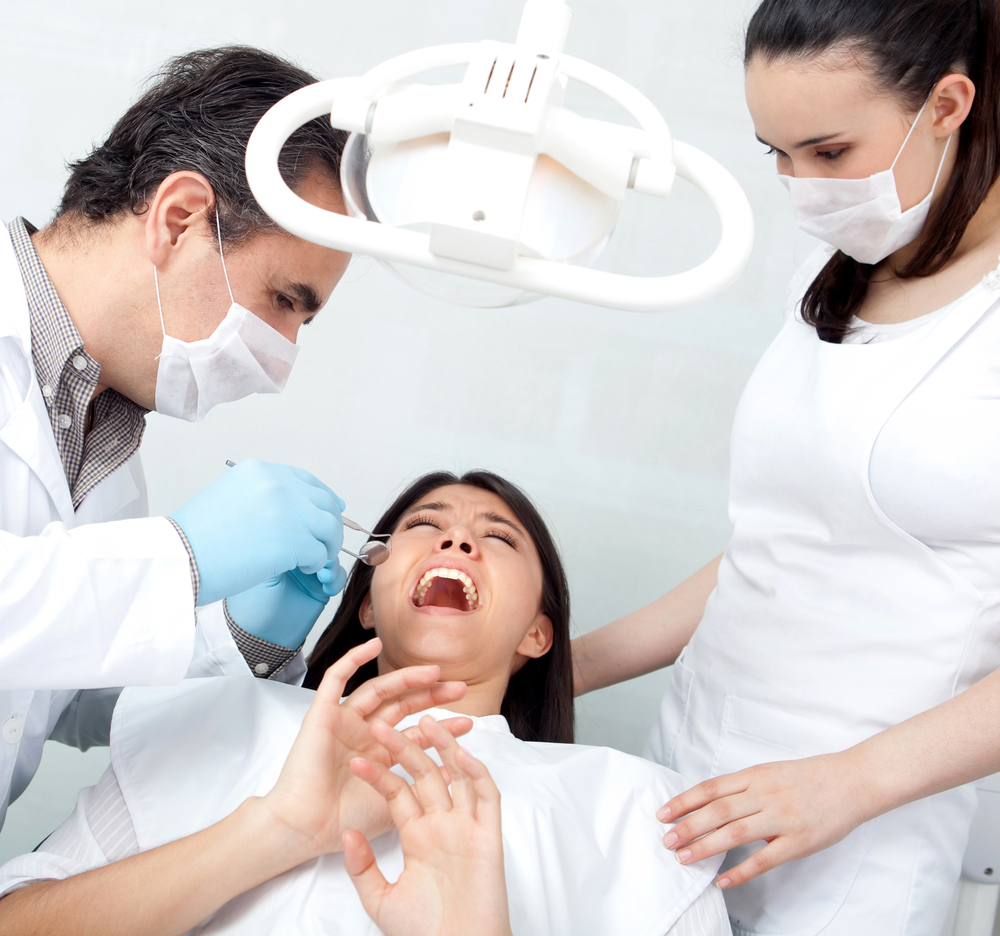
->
xmin=404 ymin=514 xmax=441 ymax=531
xmin=485 ymin=529 xmax=517 ymax=549
xmin=816 ymin=148 xmax=846 ymax=161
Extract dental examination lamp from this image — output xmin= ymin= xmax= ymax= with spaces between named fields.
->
xmin=245 ymin=0 xmax=754 ymax=312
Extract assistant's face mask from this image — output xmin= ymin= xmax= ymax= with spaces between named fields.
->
xmin=779 ymin=97 xmax=951 ymax=265
xmin=153 ymin=211 xmax=299 ymax=422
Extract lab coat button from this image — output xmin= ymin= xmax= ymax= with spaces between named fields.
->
xmin=72 ymin=355 xmax=88 ymax=371
xmin=2 ymin=717 xmax=23 ymax=744
xmin=58 ymin=414 xmax=72 ymax=429
xmin=254 ymin=662 xmax=269 ymax=675
xmin=41 ymin=384 xmax=53 ymax=399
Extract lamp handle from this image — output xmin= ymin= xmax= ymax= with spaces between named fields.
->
xmin=246 ymin=73 xmax=753 ymax=312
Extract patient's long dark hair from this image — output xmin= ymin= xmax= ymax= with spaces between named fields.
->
xmin=305 ymin=470 xmax=574 ymax=743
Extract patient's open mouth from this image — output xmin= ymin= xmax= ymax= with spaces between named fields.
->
xmin=413 ymin=568 xmax=480 ymax=612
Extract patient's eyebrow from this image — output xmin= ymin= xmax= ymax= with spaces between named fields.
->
xmin=479 ymin=510 xmax=524 ymax=536
xmin=406 ymin=501 xmax=450 ymax=515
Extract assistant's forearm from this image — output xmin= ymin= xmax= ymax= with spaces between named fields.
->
xmin=572 ymin=554 xmax=722 ymax=695
xmin=0 ymin=799 xmax=311 ymax=936
xmin=851 ymin=667 xmax=1000 ymax=821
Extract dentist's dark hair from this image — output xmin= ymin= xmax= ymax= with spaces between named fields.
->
xmin=56 ymin=46 xmax=348 ymax=245
xmin=305 ymin=470 xmax=575 ymax=744
xmin=745 ymin=0 xmax=1000 ymax=342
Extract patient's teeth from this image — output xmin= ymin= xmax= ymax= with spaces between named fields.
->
xmin=412 ymin=567 xmax=481 ymax=610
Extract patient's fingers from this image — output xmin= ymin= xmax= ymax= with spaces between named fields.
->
xmin=350 ymin=756 xmax=424 ymax=827
xmin=370 ymin=719 xmax=453 ymax=813
xmin=455 ymin=745 xmax=502 ymax=830
xmin=316 ymin=638 xmax=382 ymax=704
xmin=368 ymin=681 xmax=468 ymax=727
xmin=343 ymin=828 xmax=391 ymax=911
xmin=401 ymin=715 xmax=473 ymax=750
xmin=344 ymin=664 xmax=445 ymax=718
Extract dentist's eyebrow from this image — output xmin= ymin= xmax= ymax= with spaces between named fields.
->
xmin=479 ymin=510 xmax=524 ymax=536
xmin=755 ymin=131 xmax=845 ymax=149
xmin=282 ymin=281 xmax=323 ymax=314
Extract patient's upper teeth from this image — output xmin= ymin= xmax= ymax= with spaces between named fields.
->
xmin=413 ymin=567 xmax=480 ymax=609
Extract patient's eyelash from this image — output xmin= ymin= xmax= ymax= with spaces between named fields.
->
xmin=405 ymin=514 xmax=441 ymax=531
xmin=486 ymin=528 xmax=517 ymax=548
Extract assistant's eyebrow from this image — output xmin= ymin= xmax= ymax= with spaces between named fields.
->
xmin=755 ymin=131 xmax=846 ymax=150
xmin=479 ymin=510 xmax=525 ymax=536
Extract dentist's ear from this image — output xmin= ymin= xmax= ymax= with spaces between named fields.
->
xmin=144 ymin=170 xmax=216 ymax=269
xmin=512 ymin=613 xmax=554 ymax=673
xmin=359 ymin=593 xmax=376 ymax=631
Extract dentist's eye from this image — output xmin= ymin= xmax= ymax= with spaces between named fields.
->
xmin=486 ymin=529 xmax=517 ymax=549
xmin=276 ymin=293 xmax=294 ymax=310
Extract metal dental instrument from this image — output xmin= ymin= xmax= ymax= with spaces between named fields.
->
xmin=224 ymin=460 xmax=391 ymax=566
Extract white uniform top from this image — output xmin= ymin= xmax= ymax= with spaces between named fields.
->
xmin=0 ymin=678 xmax=729 ymax=936
xmin=648 ymin=247 xmax=1000 ymax=936
xmin=0 ymin=228 xmax=302 ymax=831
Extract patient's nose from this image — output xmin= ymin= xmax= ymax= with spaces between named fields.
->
xmin=436 ymin=526 xmax=478 ymax=558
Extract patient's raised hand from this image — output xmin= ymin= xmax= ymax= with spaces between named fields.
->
xmin=261 ymin=638 xmax=470 ymax=862
xmin=344 ymin=716 xmax=513 ymax=936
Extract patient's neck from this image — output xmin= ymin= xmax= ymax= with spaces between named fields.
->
xmin=377 ymin=653 xmax=512 ymax=719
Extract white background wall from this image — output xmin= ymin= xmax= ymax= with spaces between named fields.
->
xmin=0 ymin=0 xmax=817 ymax=863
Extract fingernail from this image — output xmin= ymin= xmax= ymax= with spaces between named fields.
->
xmin=663 ymin=832 xmax=678 ymax=848
xmin=718 ymin=877 xmax=731 ymax=889
xmin=676 ymin=848 xmax=692 ymax=863
xmin=657 ymin=806 xmax=671 ymax=821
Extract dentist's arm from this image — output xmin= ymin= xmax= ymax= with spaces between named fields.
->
xmin=571 ymin=555 xmax=722 ymax=696
xmin=0 ymin=641 xmax=469 ymax=936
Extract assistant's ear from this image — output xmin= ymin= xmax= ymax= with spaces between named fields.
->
xmin=515 ymin=613 xmax=554 ymax=662
xmin=144 ymin=171 xmax=217 ymax=269
xmin=359 ymin=592 xmax=376 ymax=631
xmin=930 ymin=73 xmax=976 ymax=138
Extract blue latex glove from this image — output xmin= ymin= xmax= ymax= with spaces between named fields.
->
xmin=225 ymin=561 xmax=346 ymax=649
xmin=171 ymin=459 xmax=346 ymax=607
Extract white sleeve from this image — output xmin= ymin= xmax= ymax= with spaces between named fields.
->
xmin=0 ymin=765 xmax=138 ymax=898
xmin=185 ymin=601 xmax=306 ymax=685
xmin=665 ymin=884 xmax=732 ymax=935
xmin=0 ymin=517 xmax=196 ymax=690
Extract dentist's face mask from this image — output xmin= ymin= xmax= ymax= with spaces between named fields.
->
xmin=153 ymin=212 xmax=299 ymax=422
xmin=779 ymin=97 xmax=951 ymax=265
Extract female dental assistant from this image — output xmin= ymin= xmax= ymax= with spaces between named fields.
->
xmin=0 ymin=48 xmax=352 ymax=832
xmin=572 ymin=0 xmax=1000 ymax=933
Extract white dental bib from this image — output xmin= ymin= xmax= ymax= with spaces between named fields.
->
xmin=648 ymin=247 xmax=1000 ymax=935
xmin=111 ymin=677 xmax=721 ymax=936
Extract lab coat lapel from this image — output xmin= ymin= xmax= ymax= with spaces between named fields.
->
xmin=0 ymin=227 xmax=75 ymax=524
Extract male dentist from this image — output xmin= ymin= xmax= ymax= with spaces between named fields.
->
xmin=0 ymin=47 xmax=352 ymax=829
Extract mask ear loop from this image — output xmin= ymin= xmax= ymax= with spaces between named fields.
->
xmin=215 ymin=207 xmax=235 ymax=305
xmin=153 ymin=266 xmax=166 ymax=360
xmin=890 ymin=95 xmax=931 ymax=171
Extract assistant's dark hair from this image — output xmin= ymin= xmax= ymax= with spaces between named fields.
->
xmin=745 ymin=0 xmax=1000 ymax=342
xmin=58 ymin=46 xmax=348 ymax=244
xmin=305 ymin=471 xmax=575 ymax=744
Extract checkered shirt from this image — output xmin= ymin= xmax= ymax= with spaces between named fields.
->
xmin=8 ymin=217 xmax=295 ymax=678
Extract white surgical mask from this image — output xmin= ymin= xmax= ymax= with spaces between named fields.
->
xmin=779 ymin=98 xmax=951 ymax=264
xmin=153 ymin=212 xmax=299 ymax=422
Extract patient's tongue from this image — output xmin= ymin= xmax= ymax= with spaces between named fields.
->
xmin=420 ymin=577 xmax=469 ymax=611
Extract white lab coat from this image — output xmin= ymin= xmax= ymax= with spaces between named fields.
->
xmin=648 ymin=251 xmax=1000 ymax=935
xmin=0 ymin=228 xmax=302 ymax=831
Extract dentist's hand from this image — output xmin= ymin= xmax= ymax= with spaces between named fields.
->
xmin=170 ymin=458 xmax=345 ymax=606
xmin=225 ymin=562 xmax=346 ymax=650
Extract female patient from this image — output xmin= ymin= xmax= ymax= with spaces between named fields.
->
xmin=0 ymin=471 xmax=728 ymax=935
